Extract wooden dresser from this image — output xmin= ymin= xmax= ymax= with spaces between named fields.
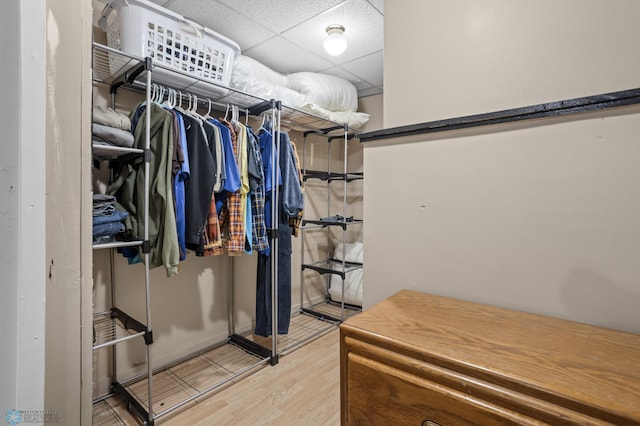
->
xmin=340 ymin=290 xmax=640 ymax=425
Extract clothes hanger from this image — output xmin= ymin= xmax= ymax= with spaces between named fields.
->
xmin=168 ymin=88 xmax=176 ymax=109
xmin=161 ymin=87 xmax=172 ymax=108
xmin=191 ymin=95 xmax=199 ymax=114
xmin=232 ymin=105 xmax=238 ymax=124
xmin=261 ymin=115 xmax=271 ymax=132
xmin=177 ymin=91 xmax=184 ymax=109
xmin=204 ymin=98 xmax=212 ymax=119
xmin=224 ymin=104 xmax=230 ymax=121
xmin=156 ymin=84 xmax=163 ymax=104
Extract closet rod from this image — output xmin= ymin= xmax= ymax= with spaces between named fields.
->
xmin=303 ymin=124 xmax=345 ymax=138
xmin=110 ymin=57 xmax=152 ymax=95
xmin=359 ymin=88 xmax=640 ymax=142
xmin=247 ymin=99 xmax=277 ymax=116
xmin=328 ymin=132 xmax=357 ymax=143
xmin=149 ymin=84 xmax=253 ymax=116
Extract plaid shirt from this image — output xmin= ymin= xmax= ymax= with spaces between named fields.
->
xmin=221 ymin=121 xmax=245 ymax=253
xmin=248 ymin=130 xmax=269 ymax=252
xmin=202 ymin=190 xmax=223 ymax=256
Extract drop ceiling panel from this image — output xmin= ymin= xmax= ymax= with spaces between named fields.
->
xmin=217 ymin=0 xmax=345 ymax=34
xmin=280 ymin=0 xmax=383 ymax=65
xmin=341 ymin=50 xmax=384 ymax=87
xmin=367 ymin=0 xmax=383 ymax=14
xmin=243 ymin=37 xmax=334 ymax=74
xmin=161 ymin=0 xmax=276 ymax=50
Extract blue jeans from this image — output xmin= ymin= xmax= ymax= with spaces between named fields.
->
xmin=93 ymin=221 xmax=125 ymax=238
xmin=255 ymin=224 xmax=292 ymax=337
xmin=92 ymin=210 xmax=129 ymax=226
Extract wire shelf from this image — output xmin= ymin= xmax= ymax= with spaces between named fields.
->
xmin=301 ymin=258 xmax=363 ymax=279
xmin=92 ymin=42 xmax=358 ymax=134
xmin=93 ymin=310 xmax=146 ymax=350
xmin=92 ymin=142 xmax=144 ymax=160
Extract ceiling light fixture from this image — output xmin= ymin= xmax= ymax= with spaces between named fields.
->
xmin=323 ymin=24 xmax=347 ymax=56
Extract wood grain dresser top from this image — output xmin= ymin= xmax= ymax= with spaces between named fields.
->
xmin=341 ymin=290 xmax=640 ymax=424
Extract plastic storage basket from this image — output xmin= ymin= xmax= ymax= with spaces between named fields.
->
xmin=99 ymin=0 xmax=240 ymax=95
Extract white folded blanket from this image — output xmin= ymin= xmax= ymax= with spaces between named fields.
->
xmin=230 ymin=55 xmax=369 ymax=129
xmin=92 ymin=123 xmax=134 ymax=148
xmin=93 ymin=106 xmax=131 ymax=131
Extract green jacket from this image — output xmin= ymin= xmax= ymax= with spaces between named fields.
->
xmin=109 ymin=103 xmax=180 ymax=277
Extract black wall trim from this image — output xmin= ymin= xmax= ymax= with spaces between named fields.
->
xmin=359 ymin=88 xmax=640 ymax=143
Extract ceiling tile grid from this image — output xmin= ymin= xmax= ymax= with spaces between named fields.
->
xmin=162 ymin=0 xmax=277 ymax=50
xmin=279 ymin=0 xmax=383 ymax=65
xmin=217 ymin=0 xmax=346 ymax=34
xmin=339 ymin=50 xmax=384 ymax=87
xmin=97 ymin=0 xmax=384 ymax=97
xmin=243 ymin=37 xmax=335 ymax=74
xmin=366 ymin=0 xmax=383 ymax=14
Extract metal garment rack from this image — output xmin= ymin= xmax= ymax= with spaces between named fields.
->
xmin=92 ymin=43 xmax=282 ymax=425
xmin=227 ymin=99 xmax=282 ymax=367
xmin=92 ymin=58 xmax=154 ymax=425
xmin=292 ymin=125 xmax=363 ymax=353
xmin=91 ymin=41 xmax=351 ymax=423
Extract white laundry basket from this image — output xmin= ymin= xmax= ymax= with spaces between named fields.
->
xmin=99 ymin=0 xmax=240 ymax=95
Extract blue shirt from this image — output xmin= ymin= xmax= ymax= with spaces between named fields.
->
xmin=173 ymin=111 xmax=189 ymax=261
xmin=258 ymin=128 xmax=283 ymax=228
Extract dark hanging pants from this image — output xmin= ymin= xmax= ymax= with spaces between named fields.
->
xmin=255 ymin=222 xmax=292 ymax=337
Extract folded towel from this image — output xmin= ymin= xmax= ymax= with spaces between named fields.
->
xmin=92 ymin=123 xmax=134 ymax=148
xmin=93 ymin=105 xmax=131 ymax=130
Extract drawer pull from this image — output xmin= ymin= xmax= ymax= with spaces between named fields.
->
xmin=423 ymin=421 xmax=442 ymax=426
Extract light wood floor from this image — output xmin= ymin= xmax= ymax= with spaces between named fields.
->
xmin=95 ymin=327 xmax=342 ymax=425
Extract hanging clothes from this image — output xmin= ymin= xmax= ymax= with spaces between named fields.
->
xmin=279 ymin=131 xmax=304 ymax=222
xmin=219 ymin=120 xmax=246 ymax=254
xmin=179 ymin=111 xmax=215 ymax=253
xmin=108 ymin=102 xmax=180 ymax=277
xmin=172 ymin=111 xmax=190 ymax=261
xmin=257 ymin=124 xmax=282 ymax=246
xmin=247 ymin=128 xmax=269 ymax=253
xmin=234 ymin=121 xmax=251 ymax=253
xmin=255 ymin=127 xmax=304 ymax=337
xmin=288 ymin=139 xmax=304 ymax=236
xmin=202 ymin=121 xmax=224 ymax=256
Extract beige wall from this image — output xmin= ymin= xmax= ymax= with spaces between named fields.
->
xmin=2 ymin=2 xmax=92 ymax=423
xmin=45 ymin=0 xmax=94 ymax=424
xmin=384 ymin=0 xmax=640 ymax=127
xmin=365 ymin=0 xmax=640 ymax=334
xmin=359 ymin=94 xmax=383 ymax=132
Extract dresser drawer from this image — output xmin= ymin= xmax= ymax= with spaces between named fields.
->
xmin=340 ymin=291 xmax=640 ymax=426
xmin=345 ymin=351 xmax=531 ymax=425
